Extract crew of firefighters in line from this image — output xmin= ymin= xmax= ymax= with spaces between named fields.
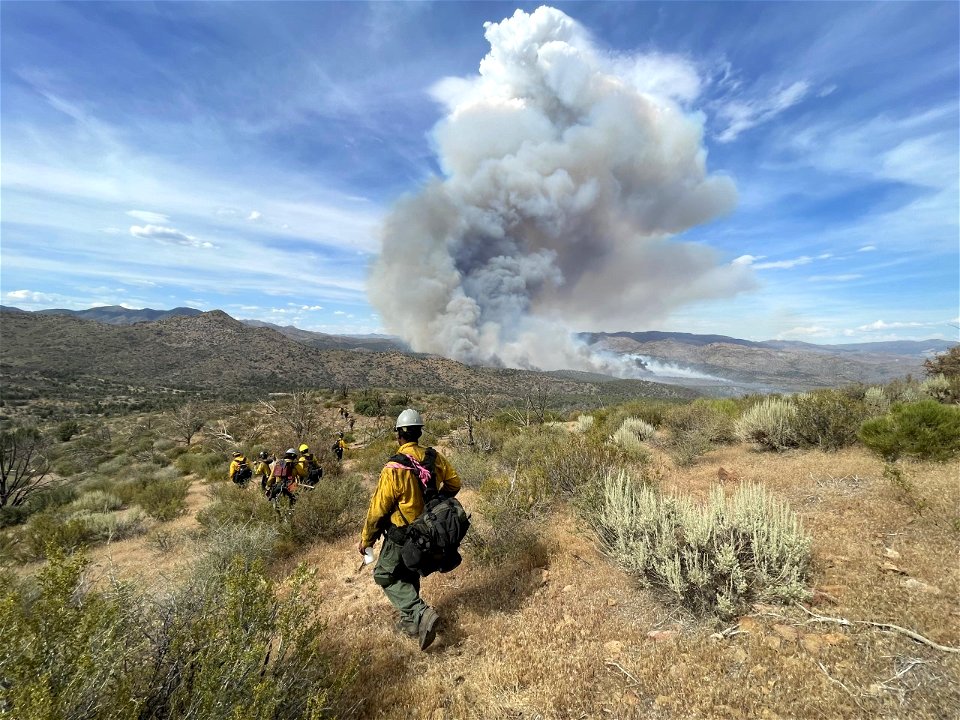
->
xmin=228 ymin=432 xmax=346 ymax=510
xmin=226 ymin=409 xmax=461 ymax=651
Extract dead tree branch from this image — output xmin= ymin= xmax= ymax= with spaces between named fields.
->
xmin=796 ymin=603 xmax=960 ymax=654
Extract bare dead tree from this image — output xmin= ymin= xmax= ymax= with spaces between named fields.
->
xmin=509 ymin=380 xmax=549 ymax=427
xmin=258 ymin=391 xmax=317 ymax=443
xmin=0 ymin=426 xmax=52 ymax=508
xmin=171 ymin=401 xmax=205 ymax=446
xmin=455 ymin=388 xmax=496 ymax=446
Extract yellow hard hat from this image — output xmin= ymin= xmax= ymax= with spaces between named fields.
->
xmin=298 ymin=443 xmax=309 ymax=453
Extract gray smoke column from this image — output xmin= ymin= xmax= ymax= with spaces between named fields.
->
xmin=369 ymin=6 xmax=754 ymax=374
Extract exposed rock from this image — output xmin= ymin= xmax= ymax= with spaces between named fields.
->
xmin=883 ymin=547 xmax=901 ymax=561
xmin=647 ymin=629 xmax=678 ymax=642
xmin=880 ymin=561 xmax=908 ymax=575
xmin=772 ymin=624 xmax=799 ymax=642
xmin=902 ymin=578 xmax=941 ymax=595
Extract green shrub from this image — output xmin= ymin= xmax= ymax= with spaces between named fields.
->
xmin=859 ymin=400 xmax=960 ymax=462
xmin=735 ymin=397 xmax=798 ymax=451
xmin=0 ymin=545 xmax=352 ymax=719
xmin=281 ymin=474 xmax=366 ymax=547
xmin=0 ymin=548 xmax=145 ymax=719
xmin=55 ymin=420 xmax=81 ymax=442
xmin=133 ymin=478 xmax=191 ymax=522
xmin=19 ymin=512 xmax=95 ymax=560
xmin=196 ymin=483 xmax=276 ymax=531
xmin=665 ymin=400 xmax=736 ymax=443
xmin=353 ymin=389 xmax=385 ymax=417
xmin=450 ymin=448 xmax=494 ymax=489
xmin=0 ymin=484 xmax=78 ymax=528
xmin=792 ymin=389 xmax=869 ymax=451
xmin=174 ymin=450 xmax=223 ymax=481
xmin=593 ymin=470 xmax=811 ymax=619
xmin=668 ymin=429 xmax=713 ymax=467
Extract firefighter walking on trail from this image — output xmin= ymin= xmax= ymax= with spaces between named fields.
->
xmin=254 ymin=450 xmax=274 ymax=493
xmin=297 ymin=443 xmax=323 ymax=486
xmin=267 ymin=448 xmax=302 ymax=512
xmin=358 ymin=408 xmax=462 ymax=650
xmin=229 ymin=452 xmax=252 ymax=486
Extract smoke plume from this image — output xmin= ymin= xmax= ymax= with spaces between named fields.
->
xmin=369 ymin=6 xmax=754 ymax=374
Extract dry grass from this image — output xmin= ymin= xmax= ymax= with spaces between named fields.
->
xmin=18 ymin=443 xmax=960 ymax=718
xmin=295 ymin=444 xmax=959 ymax=719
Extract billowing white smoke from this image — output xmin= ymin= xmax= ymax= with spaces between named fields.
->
xmin=369 ymin=6 xmax=754 ymax=374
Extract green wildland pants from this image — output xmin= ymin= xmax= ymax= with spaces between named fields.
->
xmin=374 ymin=536 xmax=427 ymax=627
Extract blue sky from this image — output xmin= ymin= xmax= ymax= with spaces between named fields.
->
xmin=1 ymin=1 xmax=957 ymax=346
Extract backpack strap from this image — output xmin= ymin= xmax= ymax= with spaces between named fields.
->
xmin=384 ymin=447 xmax=440 ymax=524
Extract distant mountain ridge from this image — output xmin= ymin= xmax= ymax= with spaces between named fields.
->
xmin=0 ymin=308 xmax=692 ymax=402
xmin=581 ymin=331 xmax=955 ymax=390
xmin=3 ymin=306 xmax=953 ymax=392
xmin=30 ymin=305 xmax=204 ymax=325
xmin=578 ymin=330 xmax=955 ymax=358
xmin=240 ymin=319 xmax=408 ymax=353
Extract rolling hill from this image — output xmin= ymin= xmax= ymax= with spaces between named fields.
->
xmin=580 ymin=331 xmax=952 ymax=390
xmin=0 ymin=309 xmax=694 ymax=404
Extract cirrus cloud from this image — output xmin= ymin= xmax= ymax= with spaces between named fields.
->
xmin=129 ymin=224 xmax=213 ymax=249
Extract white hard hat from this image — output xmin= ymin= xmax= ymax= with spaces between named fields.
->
xmin=395 ymin=408 xmax=424 ymax=429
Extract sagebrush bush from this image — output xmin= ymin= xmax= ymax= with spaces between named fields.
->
xmin=863 ymin=386 xmax=890 ymax=416
xmin=70 ymin=508 xmax=149 ymax=543
xmin=859 ymin=400 xmax=960 ymax=462
xmin=66 ymin=490 xmax=124 ymax=515
xmin=792 ymin=389 xmax=868 ymax=451
xmin=576 ymin=414 xmax=595 ymax=433
xmin=920 ymin=374 xmax=952 ymax=403
xmin=593 ymin=470 xmax=811 ymax=618
xmin=610 ymin=424 xmax=653 ymax=458
xmin=735 ymin=397 xmax=798 ymax=451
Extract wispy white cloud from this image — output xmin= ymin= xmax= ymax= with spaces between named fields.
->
xmin=857 ymin=319 xmax=928 ymax=331
xmin=858 ymin=245 xmax=877 ymax=252
xmin=612 ymin=52 xmax=703 ymax=105
xmin=127 ymin=209 xmax=169 ymax=223
xmin=714 ymin=80 xmax=812 ymax=143
xmin=776 ymin=325 xmax=832 ymax=339
xmin=301 ymin=305 xmax=323 ymax=311
xmin=809 ymin=274 xmax=862 ymax=282
xmin=732 ymin=254 xmax=764 ymax=266
xmin=752 ymin=256 xmax=814 ymax=270
xmin=5 ymin=289 xmax=53 ymax=303
xmin=129 ymin=224 xmax=214 ymax=249
xmin=247 ymin=210 xmax=261 ymax=221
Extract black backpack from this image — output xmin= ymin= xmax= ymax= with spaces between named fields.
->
xmin=232 ymin=460 xmax=252 ymax=485
xmin=386 ymin=448 xmax=470 ymax=577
